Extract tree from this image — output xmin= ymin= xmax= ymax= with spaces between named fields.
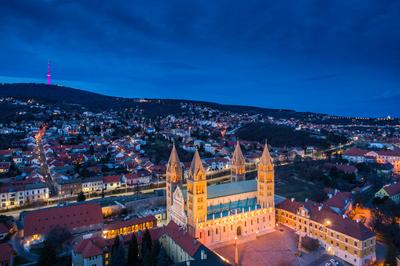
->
xmin=127 ymin=233 xmax=139 ymax=266
xmin=141 ymin=229 xmax=152 ymax=257
xmin=38 ymin=240 xmax=57 ymax=266
xmin=110 ymin=235 xmax=126 ymax=266
xmin=157 ymin=246 xmax=169 ymax=266
xmin=89 ymin=144 xmax=95 ymax=155
xmin=385 ymin=244 xmax=397 ymax=266
xmin=77 ymin=191 xmax=86 ymax=202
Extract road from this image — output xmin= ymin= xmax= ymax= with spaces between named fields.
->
xmin=35 ymin=138 xmax=56 ymax=195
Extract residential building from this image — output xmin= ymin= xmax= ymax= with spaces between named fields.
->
xmin=276 ymin=199 xmax=376 ymax=266
xmin=21 ymin=202 xmax=104 ymax=245
xmin=0 ymin=179 xmax=49 ymax=210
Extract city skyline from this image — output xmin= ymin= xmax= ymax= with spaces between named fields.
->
xmin=1 ymin=1 xmax=399 ymax=117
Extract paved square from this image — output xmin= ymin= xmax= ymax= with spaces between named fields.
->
xmin=214 ymin=226 xmax=301 ymax=266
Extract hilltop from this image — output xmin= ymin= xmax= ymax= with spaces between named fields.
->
xmin=0 ymin=83 xmax=398 ymax=126
xmin=0 ymin=83 xmax=301 ymax=118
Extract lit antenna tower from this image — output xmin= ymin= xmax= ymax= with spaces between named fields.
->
xmin=47 ymin=60 xmax=51 ymax=85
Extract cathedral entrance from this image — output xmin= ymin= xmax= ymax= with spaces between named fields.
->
xmin=236 ymin=226 xmax=242 ymax=237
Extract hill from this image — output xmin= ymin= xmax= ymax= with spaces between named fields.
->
xmin=0 ymin=83 xmax=304 ymax=118
xmin=0 ymin=83 xmax=398 ymax=125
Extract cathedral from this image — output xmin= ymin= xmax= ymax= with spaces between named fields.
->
xmin=166 ymin=141 xmax=275 ymax=247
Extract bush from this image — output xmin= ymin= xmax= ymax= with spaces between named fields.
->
xmin=302 ymin=236 xmax=320 ymax=252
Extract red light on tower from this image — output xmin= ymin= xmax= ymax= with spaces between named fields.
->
xmin=47 ymin=60 xmax=51 ymax=85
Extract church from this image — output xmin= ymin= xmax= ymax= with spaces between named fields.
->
xmin=166 ymin=141 xmax=276 ymax=247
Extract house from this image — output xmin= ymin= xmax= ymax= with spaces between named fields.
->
xmin=102 ymin=175 xmax=122 ymax=192
xmin=324 ymin=190 xmax=353 ymax=214
xmin=21 ymin=202 xmax=104 ymax=245
xmin=0 ymin=179 xmax=49 ymax=210
xmin=56 ymin=178 xmax=82 ymax=197
xmin=124 ymin=171 xmax=151 ymax=186
xmin=81 ymin=177 xmax=103 ymax=193
xmin=375 ymin=182 xmax=400 ymax=203
xmin=342 ymin=148 xmax=370 ymax=163
xmin=72 ymin=236 xmax=110 ymax=266
xmin=203 ymin=158 xmax=230 ymax=172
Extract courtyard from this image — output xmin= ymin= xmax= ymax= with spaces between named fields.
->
xmin=214 ymin=225 xmax=337 ymax=266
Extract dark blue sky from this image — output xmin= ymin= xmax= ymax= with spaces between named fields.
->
xmin=1 ymin=1 xmax=399 ymax=117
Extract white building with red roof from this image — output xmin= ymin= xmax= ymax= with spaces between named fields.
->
xmin=72 ymin=236 xmax=110 ymax=266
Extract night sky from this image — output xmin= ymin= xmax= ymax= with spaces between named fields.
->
xmin=1 ymin=1 xmax=399 ymax=117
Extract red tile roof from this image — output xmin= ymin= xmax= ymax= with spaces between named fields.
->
xmin=277 ymin=199 xmax=375 ymax=240
xmin=325 ymin=191 xmax=353 ymax=210
xmin=0 ymin=150 xmax=12 ymax=156
xmin=74 ymin=236 xmax=109 ymax=258
xmin=163 ymin=221 xmax=201 ymax=256
xmin=23 ymin=203 xmax=103 ymax=237
xmin=377 ymin=148 xmax=400 ymax=157
xmin=342 ymin=147 xmax=368 ymax=157
xmin=0 ymin=243 xmax=14 ymax=263
xmin=103 ymin=175 xmax=121 ymax=183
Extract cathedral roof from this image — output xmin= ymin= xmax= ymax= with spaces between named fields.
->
xmin=189 ymin=149 xmax=205 ymax=178
xmin=208 ymin=179 xmax=257 ymax=199
xmin=181 ymin=179 xmax=257 ymax=200
xmin=259 ymin=143 xmax=273 ymax=166
xmin=231 ymin=141 xmax=245 ymax=165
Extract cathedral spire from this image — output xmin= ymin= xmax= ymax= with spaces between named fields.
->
xmin=259 ymin=142 xmax=273 ymax=167
xmin=189 ymin=148 xmax=205 ymax=180
xmin=232 ymin=140 xmax=245 ymax=165
xmin=168 ymin=142 xmax=180 ymax=166
xmin=231 ymin=140 xmax=246 ymax=182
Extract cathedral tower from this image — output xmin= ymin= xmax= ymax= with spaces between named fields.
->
xmin=231 ymin=141 xmax=246 ymax=182
xmin=166 ymin=143 xmax=182 ymax=222
xmin=257 ymin=143 xmax=274 ymax=208
xmin=187 ymin=149 xmax=207 ymax=236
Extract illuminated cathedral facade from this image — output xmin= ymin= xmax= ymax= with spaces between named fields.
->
xmin=166 ymin=141 xmax=275 ymax=246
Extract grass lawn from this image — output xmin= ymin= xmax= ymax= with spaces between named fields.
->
xmin=275 ymin=175 xmax=323 ymax=201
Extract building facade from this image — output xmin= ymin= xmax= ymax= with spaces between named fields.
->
xmin=0 ymin=179 xmax=49 ymax=210
xmin=276 ymin=199 xmax=376 ymax=266
xmin=167 ymin=142 xmax=275 ymax=247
